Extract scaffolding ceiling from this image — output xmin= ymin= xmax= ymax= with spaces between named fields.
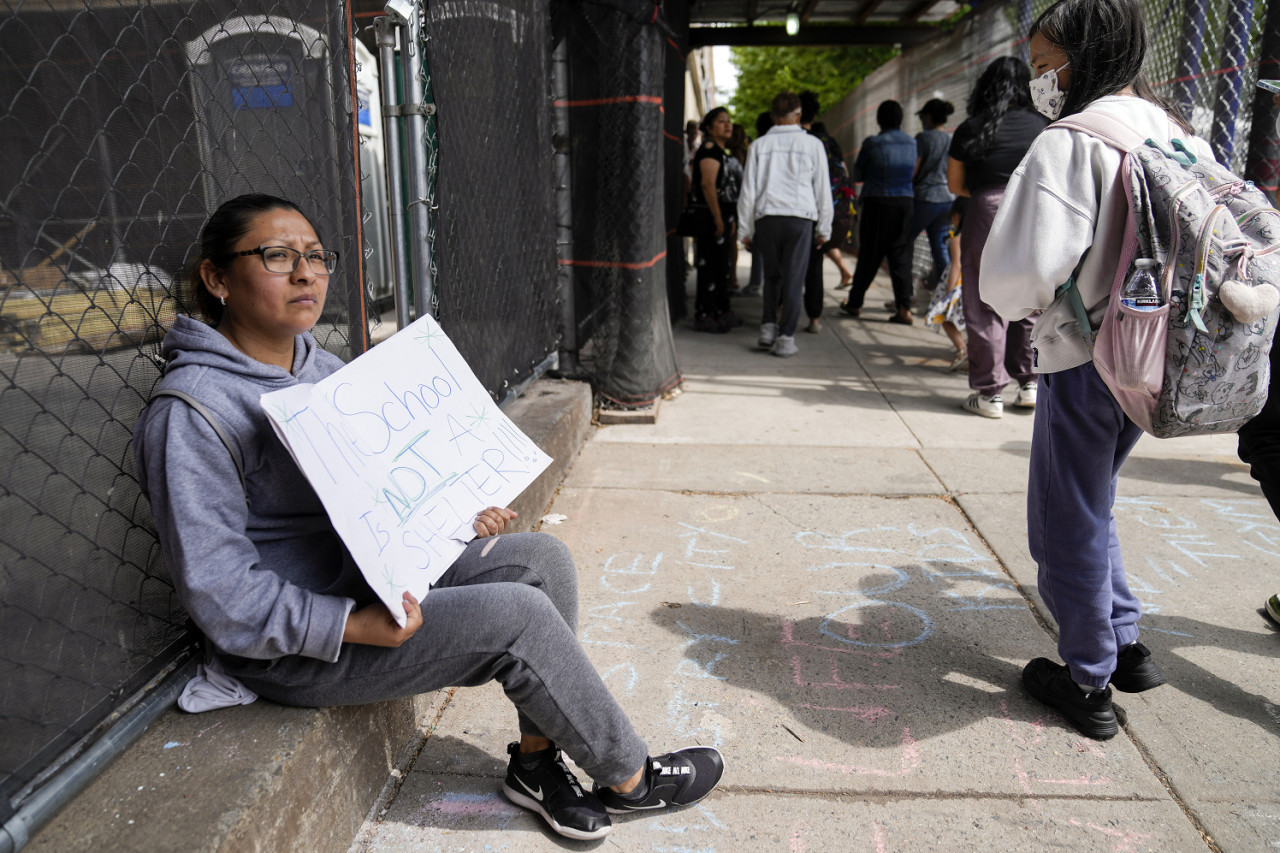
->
xmin=688 ymin=0 xmax=961 ymax=46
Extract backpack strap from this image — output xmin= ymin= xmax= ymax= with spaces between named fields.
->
xmin=150 ymin=388 xmax=250 ymax=506
xmin=1055 ymin=275 xmax=1095 ymax=352
xmin=1049 ymin=113 xmax=1149 ymax=152
xmin=1051 ymin=113 xmax=1201 ymax=166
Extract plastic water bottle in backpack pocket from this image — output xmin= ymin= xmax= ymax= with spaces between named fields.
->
xmin=1105 ymin=258 xmax=1170 ymax=392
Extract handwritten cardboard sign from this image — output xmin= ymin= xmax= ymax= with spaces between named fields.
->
xmin=260 ymin=315 xmax=552 ymax=625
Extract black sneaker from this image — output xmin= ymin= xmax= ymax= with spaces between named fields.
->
xmin=594 ymin=746 xmax=724 ymax=814
xmin=1109 ymin=642 xmax=1166 ymax=693
xmin=501 ymin=742 xmax=611 ymax=840
xmin=1022 ymin=658 xmax=1119 ymax=740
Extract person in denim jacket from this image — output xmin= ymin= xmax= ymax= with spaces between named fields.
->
xmin=841 ymin=101 xmax=918 ymax=324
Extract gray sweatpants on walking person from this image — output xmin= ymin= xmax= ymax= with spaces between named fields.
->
xmin=962 ymin=187 xmax=1035 ymax=397
xmin=756 ymin=215 xmax=813 ymax=336
xmin=224 ymin=532 xmax=650 ymax=787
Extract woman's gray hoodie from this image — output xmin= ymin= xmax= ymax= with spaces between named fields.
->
xmin=134 ymin=315 xmax=368 ymax=664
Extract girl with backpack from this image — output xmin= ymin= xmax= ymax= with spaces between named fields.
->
xmin=979 ymin=0 xmax=1214 ymax=739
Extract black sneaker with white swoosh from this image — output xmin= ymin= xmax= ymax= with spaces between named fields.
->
xmin=501 ymin=742 xmax=612 ymax=840
xmin=594 ymin=746 xmax=725 ymax=814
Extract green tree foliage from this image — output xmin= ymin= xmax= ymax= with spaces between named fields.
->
xmin=727 ymin=44 xmax=898 ymax=133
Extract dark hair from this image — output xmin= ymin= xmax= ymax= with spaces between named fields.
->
xmin=876 ymin=100 xmax=903 ymax=130
xmin=755 ymin=110 xmax=774 ymax=138
xmin=1032 ymin=0 xmax=1191 ymax=132
xmin=810 ymin=121 xmax=828 ymax=136
xmin=917 ymin=98 xmax=955 ymax=126
xmin=190 ymin=193 xmax=319 ymax=325
xmin=729 ymin=123 xmax=749 ymax=162
xmin=961 ymin=57 xmax=1035 ymax=160
xmin=799 ymin=90 xmax=821 ymax=124
xmin=771 ymin=91 xmax=801 ymax=118
xmin=699 ymin=107 xmax=729 ymax=135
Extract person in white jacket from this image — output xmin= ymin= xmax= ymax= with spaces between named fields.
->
xmin=980 ymin=0 xmax=1213 ymax=740
xmin=738 ymin=91 xmax=834 ymax=357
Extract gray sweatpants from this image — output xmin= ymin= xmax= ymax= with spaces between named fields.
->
xmin=226 ymin=532 xmax=649 ymax=786
xmin=755 ymin=215 xmax=814 ymax=336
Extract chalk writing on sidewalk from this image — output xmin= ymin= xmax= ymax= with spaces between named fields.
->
xmin=1114 ymin=496 xmax=1278 ymax=616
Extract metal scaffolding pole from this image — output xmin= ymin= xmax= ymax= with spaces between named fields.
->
xmin=551 ymin=36 xmax=579 ymax=376
xmin=1211 ymin=0 xmax=1255 ymax=165
xmin=398 ymin=0 xmax=435 ymax=318
xmin=375 ymin=14 xmax=413 ymax=329
xmin=1172 ymin=0 xmax=1208 ymax=119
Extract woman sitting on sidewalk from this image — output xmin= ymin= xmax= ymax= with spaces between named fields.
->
xmin=980 ymin=0 xmax=1208 ymax=738
xmin=133 ymin=194 xmax=724 ymax=840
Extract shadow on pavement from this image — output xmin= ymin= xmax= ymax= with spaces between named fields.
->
xmin=1138 ymin=612 xmax=1280 ymax=734
xmin=1120 ymin=454 xmax=1259 ymax=496
xmin=647 ymin=572 xmax=1047 ymax=749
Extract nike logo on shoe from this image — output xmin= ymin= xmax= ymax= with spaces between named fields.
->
xmin=515 ymin=777 xmax=544 ymax=801
xmin=626 ymin=799 xmax=668 ymax=810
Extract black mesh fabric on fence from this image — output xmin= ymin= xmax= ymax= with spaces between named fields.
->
xmin=556 ymin=0 xmax=682 ymax=407
xmin=0 ymin=0 xmax=366 ymax=814
xmin=421 ymin=0 xmax=561 ymax=400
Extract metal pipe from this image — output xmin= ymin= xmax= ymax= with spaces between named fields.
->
xmin=498 ymin=351 xmax=561 ymax=409
xmin=375 ymin=14 xmax=413 ymax=329
xmin=551 ymin=36 xmax=579 ymax=376
xmin=0 ymin=658 xmax=196 ymax=853
xmin=1210 ymin=0 xmax=1254 ymax=166
xmin=1171 ymin=0 xmax=1207 ymax=122
xmin=1015 ymin=0 xmax=1032 ymax=64
xmin=398 ymin=1 xmax=435 ymax=319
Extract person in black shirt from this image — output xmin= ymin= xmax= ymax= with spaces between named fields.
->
xmin=691 ymin=107 xmax=738 ymax=332
xmin=947 ymin=57 xmax=1049 ymax=418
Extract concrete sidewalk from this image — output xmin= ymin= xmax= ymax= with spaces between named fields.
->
xmin=353 ymin=265 xmax=1280 ymax=853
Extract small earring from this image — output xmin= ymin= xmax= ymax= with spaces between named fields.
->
xmin=219 ymin=296 xmax=226 ymax=306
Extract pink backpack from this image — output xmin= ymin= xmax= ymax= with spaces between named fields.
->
xmin=1052 ymin=112 xmax=1280 ymax=438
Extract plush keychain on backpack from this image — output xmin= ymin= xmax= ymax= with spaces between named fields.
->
xmin=1219 ymin=279 xmax=1280 ymax=323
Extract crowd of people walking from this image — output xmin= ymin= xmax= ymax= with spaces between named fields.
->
xmin=682 ymin=58 xmax=1062 ymax=418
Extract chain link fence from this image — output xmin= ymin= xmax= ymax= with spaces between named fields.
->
xmin=419 ymin=0 xmax=561 ymax=401
xmin=825 ymin=0 xmax=1280 ymax=283
xmin=0 ymin=0 xmax=367 ymax=818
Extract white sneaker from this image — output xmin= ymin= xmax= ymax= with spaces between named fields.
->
xmin=758 ymin=323 xmax=778 ymax=348
xmin=1014 ymin=382 xmax=1038 ymax=408
xmin=962 ymin=393 xmax=1003 ymax=418
xmin=772 ymin=334 xmax=798 ymax=357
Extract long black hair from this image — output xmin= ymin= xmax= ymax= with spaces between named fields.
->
xmin=190 ymin=193 xmax=319 ymax=325
xmin=960 ymin=57 xmax=1034 ymax=161
xmin=1032 ymin=0 xmax=1191 ymax=132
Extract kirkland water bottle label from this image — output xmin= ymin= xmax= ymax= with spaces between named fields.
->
xmin=1120 ymin=296 xmax=1162 ymax=312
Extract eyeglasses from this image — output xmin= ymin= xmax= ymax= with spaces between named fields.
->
xmin=233 ymin=246 xmax=339 ymax=275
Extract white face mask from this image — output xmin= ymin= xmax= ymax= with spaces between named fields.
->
xmin=1029 ymin=63 xmax=1069 ymax=120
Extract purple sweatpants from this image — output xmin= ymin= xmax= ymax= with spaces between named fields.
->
xmin=962 ymin=187 xmax=1036 ymax=397
xmin=1028 ymin=364 xmax=1145 ymax=689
